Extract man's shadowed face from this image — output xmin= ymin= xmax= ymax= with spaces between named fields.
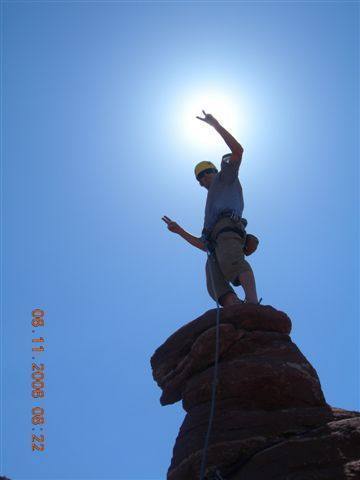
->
xmin=198 ymin=172 xmax=217 ymax=190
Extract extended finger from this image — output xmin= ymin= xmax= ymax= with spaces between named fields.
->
xmin=196 ymin=116 xmax=205 ymax=121
xmin=202 ymin=109 xmax=207 ymax=116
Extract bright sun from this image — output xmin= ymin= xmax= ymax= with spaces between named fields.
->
xmin=180 ymin=90 xmax=244 ymax=149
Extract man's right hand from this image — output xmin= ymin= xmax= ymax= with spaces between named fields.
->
xmin=162 ymin=215 xmax=206 ymax=252
xmin=162 ymin=215 xmax=183 ymax=235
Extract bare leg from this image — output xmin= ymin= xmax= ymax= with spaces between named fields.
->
xmin=219 ymin=292 xmax=243 ymax=307
xmin=238 ymin=269 xmax=258 ymax=304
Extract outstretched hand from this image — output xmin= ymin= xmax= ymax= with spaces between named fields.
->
xmin=161 ymin=215 xmax=183 ymax=235
xmin=196 ymin=110 xmax=220 ymax=128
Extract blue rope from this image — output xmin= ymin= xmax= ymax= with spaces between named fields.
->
xmin=199 ymin=249 xmax=222 ymax=480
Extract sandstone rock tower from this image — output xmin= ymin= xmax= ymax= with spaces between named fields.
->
xmin=151 ymin=304 xmax=360 ymax=480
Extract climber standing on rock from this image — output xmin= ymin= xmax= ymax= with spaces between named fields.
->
xmin=162 ymin=110 xmax=260 ymax=307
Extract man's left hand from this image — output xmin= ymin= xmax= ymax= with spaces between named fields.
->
xmin=196 ymin=110 xmax=220 ymax=128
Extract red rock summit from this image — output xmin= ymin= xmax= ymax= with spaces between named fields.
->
xmin=150 ymin=304 xmax=360 ymax=480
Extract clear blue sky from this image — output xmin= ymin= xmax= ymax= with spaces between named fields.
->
xmin=2 ymin=1 xmax=359 ymax=479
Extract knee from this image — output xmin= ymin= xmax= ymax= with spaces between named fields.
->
xmin=219 ymin=292 xmax=242 ymax=307
xmin=238 ymin=260 xmax=252 ymax=275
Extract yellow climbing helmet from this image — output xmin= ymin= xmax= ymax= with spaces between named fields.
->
xmin=194 ymin=161 xmax=218 ymax=180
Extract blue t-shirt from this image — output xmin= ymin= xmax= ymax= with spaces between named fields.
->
xmin=203 ymin=154 xmax=244 ymax=232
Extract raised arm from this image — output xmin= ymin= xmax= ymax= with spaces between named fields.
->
xmin=196 ymin=110 xmax=243 ymax=164
xmin=161 ymin=216 xmax=206 ymax=252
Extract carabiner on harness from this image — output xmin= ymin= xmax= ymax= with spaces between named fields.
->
xmin=201 ymin=229 xmax=216 ymax=255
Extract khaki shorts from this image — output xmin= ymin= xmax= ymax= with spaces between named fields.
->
xmin=205 ymin=217 xmax=252 ymax=302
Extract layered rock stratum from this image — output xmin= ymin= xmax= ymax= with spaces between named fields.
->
xmin=151 ymin=304 xmax=360 ymax=480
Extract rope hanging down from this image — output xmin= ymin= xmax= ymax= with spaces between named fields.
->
xmin=199 ymin=236 xmax=261 ymax=479
xmin=199 ymin=249 xmax=224 ymax=480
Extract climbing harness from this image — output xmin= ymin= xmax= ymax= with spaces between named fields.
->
xmin=202 ymin=210 xmax=247 ymax=244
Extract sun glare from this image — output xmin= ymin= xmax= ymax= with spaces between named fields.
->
xmin=180 ymin=91 xmax=244 ymax=149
